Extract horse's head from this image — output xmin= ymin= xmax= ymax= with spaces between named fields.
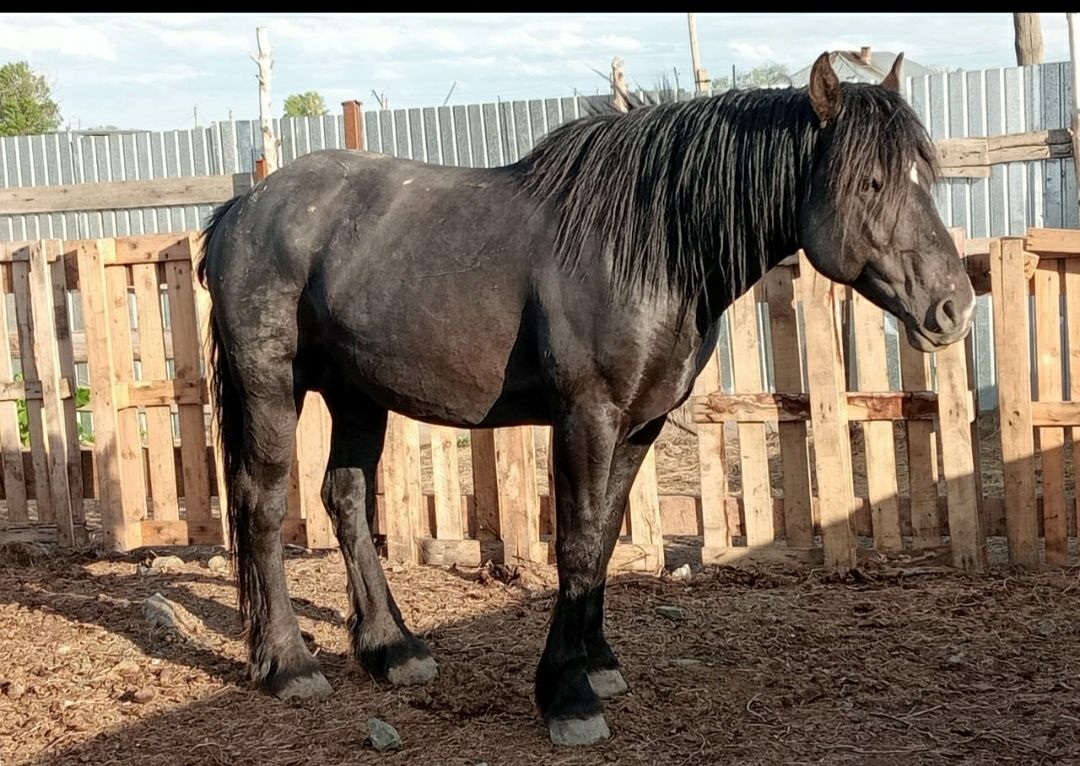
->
xmin=798 ymin=51 xmax=975 ymax=352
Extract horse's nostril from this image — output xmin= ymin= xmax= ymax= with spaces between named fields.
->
xmin=933 ymin=298 xmax=958 ymax=333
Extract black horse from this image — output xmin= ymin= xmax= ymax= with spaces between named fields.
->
xmin=198 ymin=53 xmax=974 ymax=745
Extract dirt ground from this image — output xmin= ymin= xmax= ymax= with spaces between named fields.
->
xmin=2 ymin=544 xmax=1079 ymax=766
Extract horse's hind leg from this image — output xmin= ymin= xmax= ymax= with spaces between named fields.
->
xmin=322 ymin=387 xmax=438 ymax=685
xmin=233 ymin=367 xmax=331 ymax=699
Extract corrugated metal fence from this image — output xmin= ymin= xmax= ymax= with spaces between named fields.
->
xmin=1 ymin=61 xmax=1078 ymax=406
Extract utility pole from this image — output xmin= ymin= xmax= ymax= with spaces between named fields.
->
xmin=1014 ymin=13 xmax=1045 ymax=65
xmin=252 ymin=26 xmax=279 ymax=174
xmin=687 ymin=13 xmax=710 ymax=93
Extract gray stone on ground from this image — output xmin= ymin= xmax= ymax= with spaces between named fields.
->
xmin=143 ymin=593 xmax=209 ymax=645
xmin=207 ymin=555 xmax=228 ymax=572
xmin=655 ymin=605 xmax=685 ymax=621
xmin=367 ymin=717 xmax=403 ymax=751
xmin=149 ymin=555 xmax=185 ymax=572
xmin=670 ymin=564 xmax=692 ymax=581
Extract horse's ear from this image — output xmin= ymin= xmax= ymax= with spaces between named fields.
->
xmin=809 ymin=52 xmax=842 ymax=126
xmin=881 ymin=52 xmax=904 ymax=92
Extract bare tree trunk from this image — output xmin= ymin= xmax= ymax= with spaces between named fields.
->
xmin=252 ymin=27 xmax=279 ymax=174
xmin=1014 ymin=13 xmax=1044 ymax=66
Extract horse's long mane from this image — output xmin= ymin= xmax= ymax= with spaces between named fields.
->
xmin=521 ymin=83 xmax=938 ymax=310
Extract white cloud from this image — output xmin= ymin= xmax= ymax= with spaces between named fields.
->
xmin=728 ymin=41 xmax=776 ymax=62
xmin=0 ymin=15 xmax=117 ymax=60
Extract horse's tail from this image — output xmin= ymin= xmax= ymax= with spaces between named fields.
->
xmin=198 ymin=197 xmax=252 ymax=626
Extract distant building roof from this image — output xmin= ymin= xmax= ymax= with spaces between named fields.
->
xmin=789 ymin=47 xmax=936 ymax=87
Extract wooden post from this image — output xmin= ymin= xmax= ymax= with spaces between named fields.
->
xmin=1034 ymin=258 xmax=1068 ymax=565
xmin=132 ymin=261 xmax=179 ymax=521
xmin=798 ymin=252 xmax=857 ymax=571
xmin=254 ymin=157 xmax=268 ymax=182
xmin=295 ymin=394 xmax=335 ymax=549
xmin=78 ymin=240 xmax=142 ymax=550
xmin=729 ymin=288 xmax=773 ymax=546
xmin=763 ymin=266 xmax=814 ymax=548
xmin=470 ymin=429 xmax=500 ymax=541
xmin=991 ymin=238 xmax=1039 ymax=566
xmin=626 ymin=445 xmax=664 ymax=571
xmin=611 ymin=58 xmax=628 ymax=113
xmin=191 ymin=250 xmax=230 ymax=548
xmin=495 ymin=427 xmax=542 ymax=565
xmin=383 ymin=413 xmax=421 ymax=563
xmin=431 ymin=426 xmax=463 ymax=540
xmin=252 ymin=27 xmax=279 ymax=174
xmin=686 ymin=13 xmax=710 ymax=93
xmin=936 ymin=230 xmax=986 ymax=571
xmin=850 ymin=290 xmax=903 ymax=552
xmin=1013 ymin=13 xmax=1044 ymax=66
xmin=899 ymin=313 xmax=941 ymax=549
xmin=342 ymin=100 xmax=365 ymax=151
xmin=27 ymin=242 xmax=75 ymax=546
xmin=696 ymin=335 xmax=731 ymax=562
xmin=0 ymin=250 xmax=27 ymax=523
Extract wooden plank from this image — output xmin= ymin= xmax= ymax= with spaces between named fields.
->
xmin=798 ymin=252 xmax=856 ymax=571
xmin=49 ymin=245 xmax=85 ymax=539
xmin=529 ymin=540 xmax=661 ymax=573
xmin=382 ymin=412 xmax=420 ymax=563
xmin=27 ymin=242 xmax=75 ymax=545
xmin=295 ymin=392 xmax=334 ymax=549
xmin=495 ymin=426 xmax=542 ymax=564
xmin=131 ymin=262 xmax=179 ymax=521
xmin=0 ymin=255 xmax=27 ymax=521
xmin=78 ymin=240 xmax=142 ymax=550
xmin=1030 ymin=401 xmax=1080 ymax=425
xmin=935 ymin=136 xmax=988 ymax=166
xmin=936 ymin=230 xmax=986 ymax=571
xmin=851 ymin=291 xmax=903 ymax=552
xmin=430 ymin=425 xmax=463 ymax=539
xmin=763 ymin=267 xmax=813 ymax=548
xmin=701 ymin=545 xmax=824 ymax=567
xmin=163 ymin=254 xmax=215 ymax=544
xmin=692 ymin=390 xmax=945 ymax=423
xmin=108 ymin=234 xmax=193 ymax=265
xmin=1025 ymin=227 xmax=1080 ymax=257
xmin=418 ymin=537 xmax=503 ymax=568
xmin=626 ymin=444 xmax=664 ymax=571
xmin=469 ymin=429 xmax=500 ymax=541
xmin=114 ymin=378 xmax=204 ymax=409
xmin=991 ymin=238 xmax=1039 ymax=566
xmin=0 ymin=522 xmax=58 ymax=545
xmin=0 ymin=174 xmax=252 ymax=215
xmin=693 ymin=343 xmax=729 ymax=549
xmin=728 ymin=289 xmax=773 ymax=546
xmin=898 ymin=305 xmax=941 ymax=550
xmin=537 ymin=425 xmax=556 ymax=539
xmin=11 ymin=256 xmax=52 ymax=521
xmin=1035 ymin=261 xmax=1068 ymax=565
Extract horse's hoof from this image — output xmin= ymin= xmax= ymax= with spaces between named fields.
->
xmin=387 ymin=655 xmax=438 ymax=686
xmin=548 ymin=714 xmax=611 ymax=746
xmin=272 ymin=670 xmax=333 ymax=700
xmin=588 ymin=669 xmax=628 ymax=699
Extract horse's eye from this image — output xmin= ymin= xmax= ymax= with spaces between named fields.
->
xmin=861 ymin=177 xmax=882 ymax=193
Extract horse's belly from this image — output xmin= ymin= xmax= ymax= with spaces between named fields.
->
xmin=322 ymin=315 xmax=543 ymax=427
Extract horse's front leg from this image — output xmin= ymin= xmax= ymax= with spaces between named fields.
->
xmin=535 ymin=401 xmax=642 ymax=746
xmin=583 ymin=415 xmax=667 ymax=701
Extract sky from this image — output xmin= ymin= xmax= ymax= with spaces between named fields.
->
xmin=0 ymin=12 xmax=1073 ymax=132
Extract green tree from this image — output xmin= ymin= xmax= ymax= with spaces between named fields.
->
xmin=712 ymin=63 xmax=791 ymax=92
xmin=0 ymin=61 xmax=61 ymax=137
xmin=283 ymin=91 xmax=327 ymax=118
